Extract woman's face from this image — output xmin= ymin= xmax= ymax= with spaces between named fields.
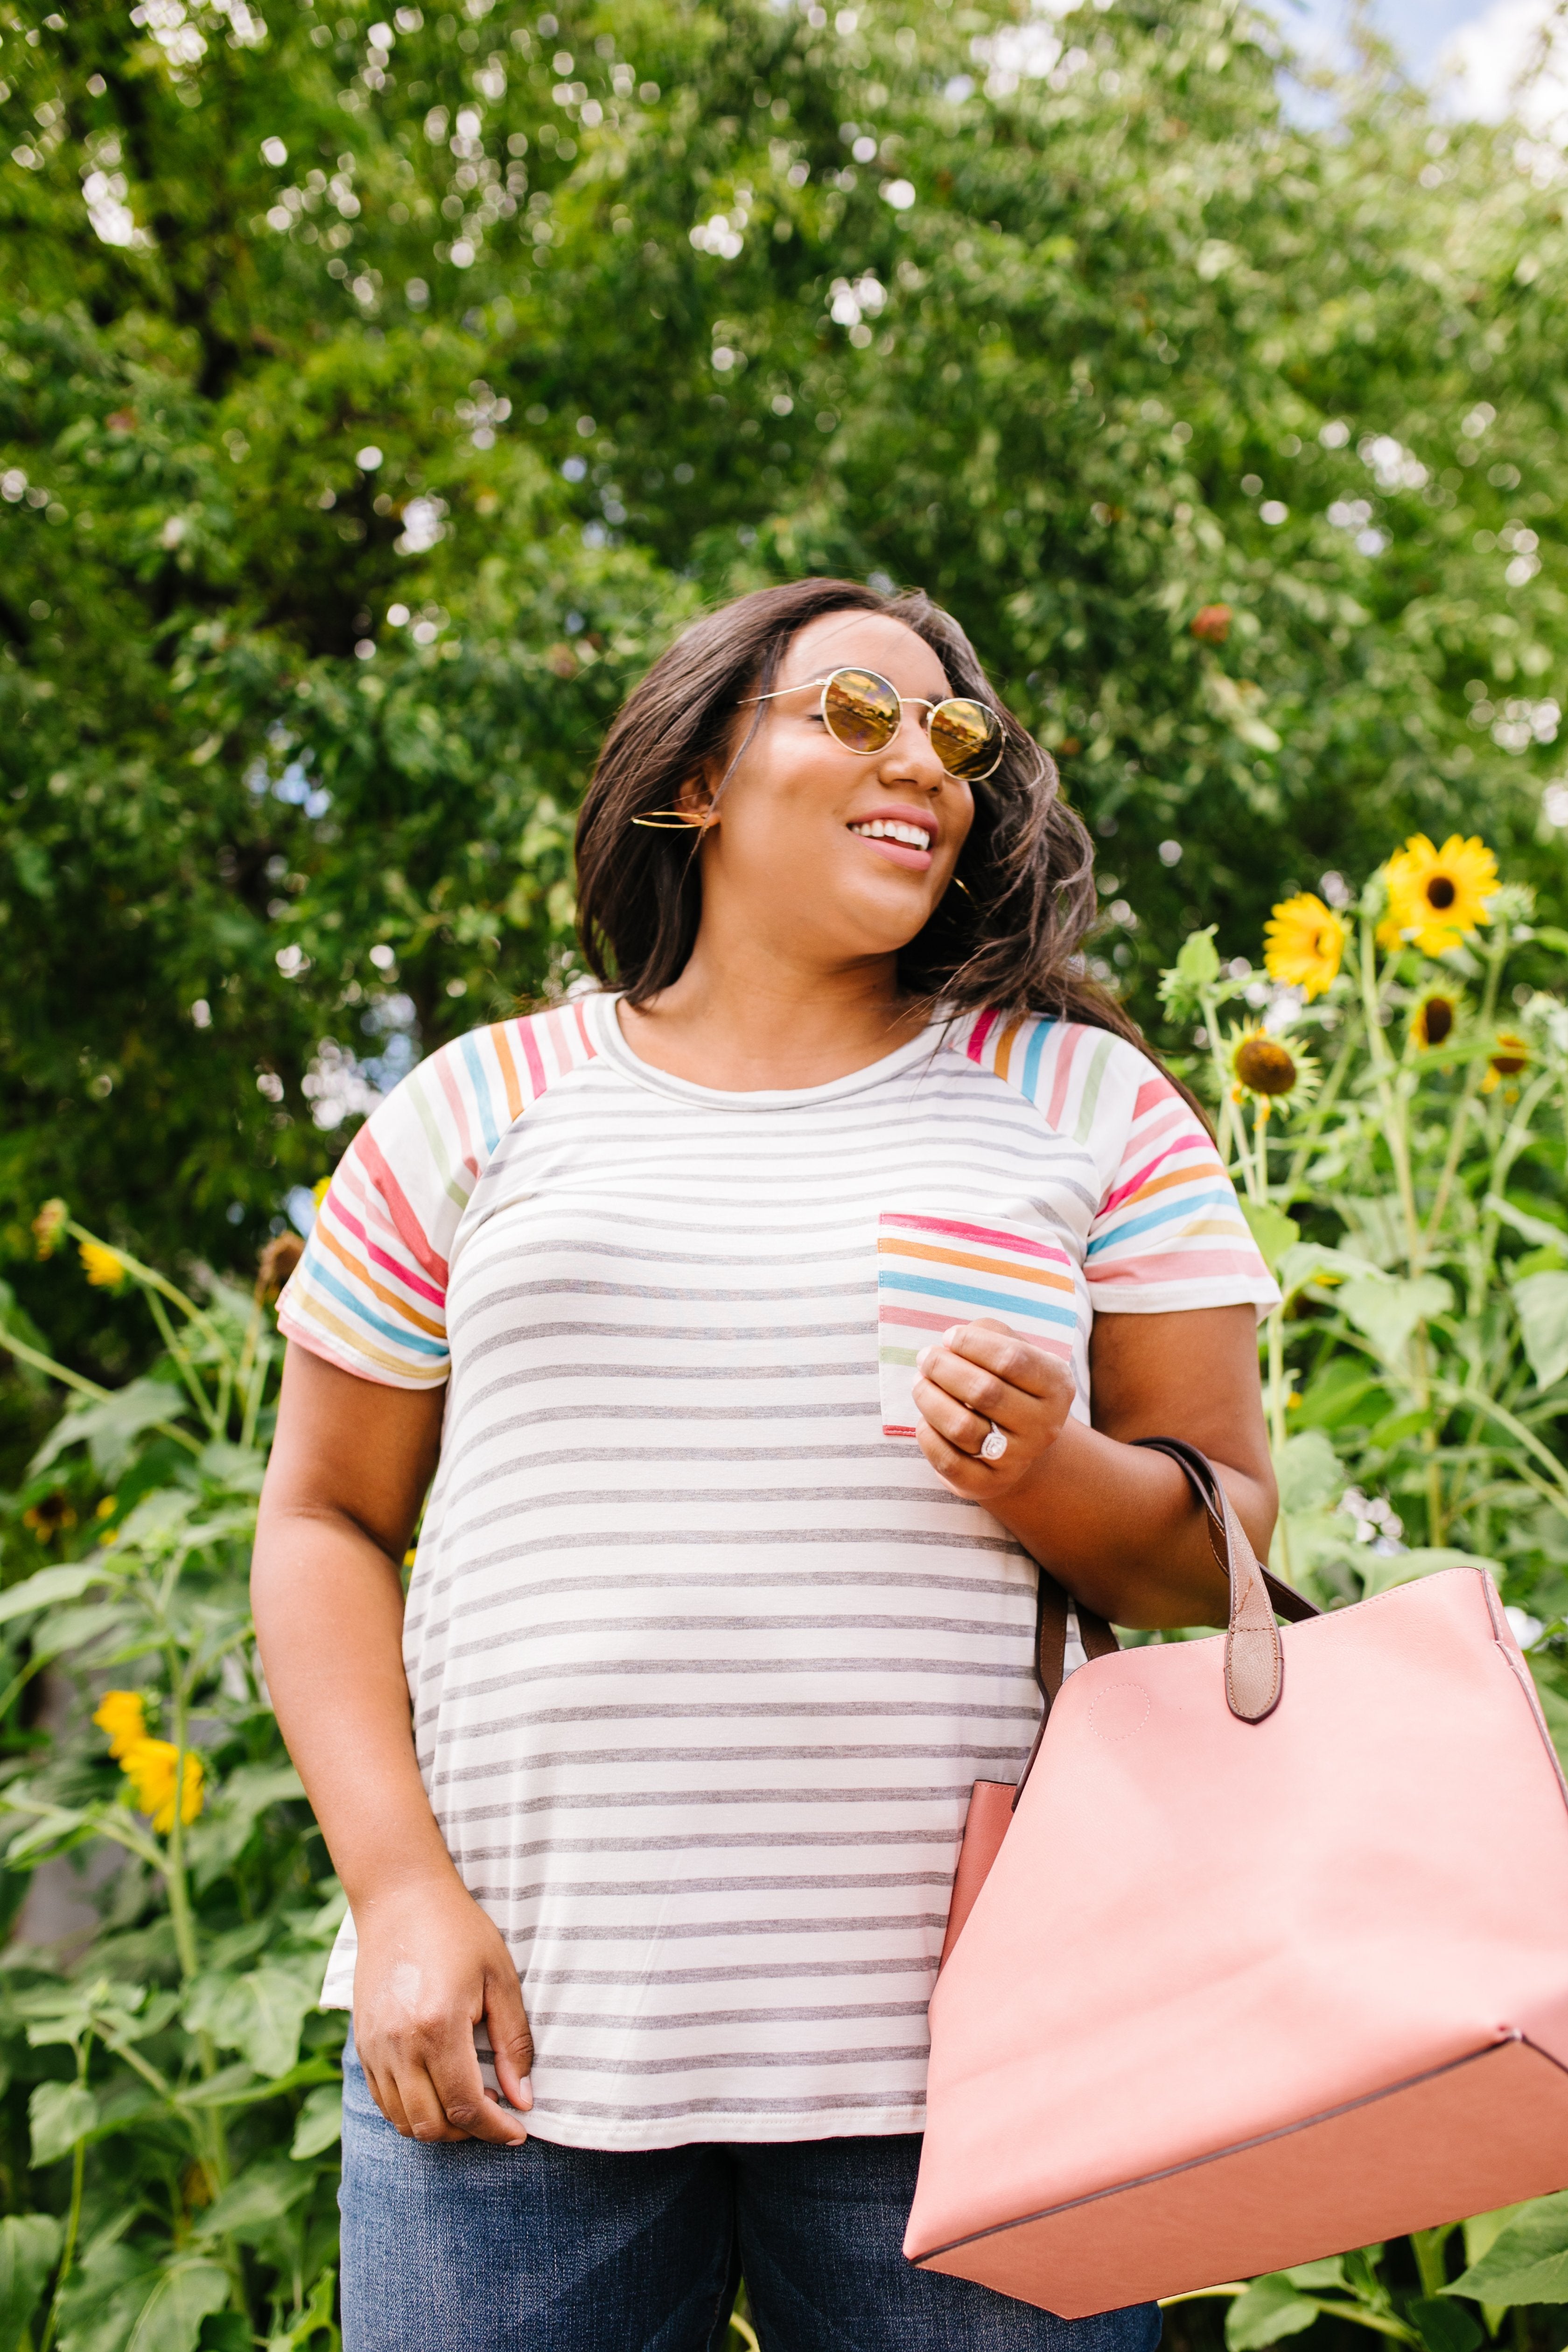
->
xmin=691 ymin=610 xmax=979 ymax=971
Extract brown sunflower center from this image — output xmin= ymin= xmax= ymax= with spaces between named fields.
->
xmin=1491 ymin=1035 xmax=1528 ymax=1076
xmin=1419 ymin=996 xmax=1455 ymax=1047
xmin=1425 ymin=875 xmax=1457 ymax=910
xmin=1236 ymin=1036 xmax=1298 ymax=1096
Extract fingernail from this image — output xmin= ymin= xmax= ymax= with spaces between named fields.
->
xmin=518 ymin=2075 xmax=533 ymax=2111
xmin=915 ymin=1347 xmax=932 ymax=1371
xmin=943 ymin=1326 xmax=962 ymax=1346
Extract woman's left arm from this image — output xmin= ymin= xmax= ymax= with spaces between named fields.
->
xmin=910 ymin=1305 xmax=1277 ymax=1630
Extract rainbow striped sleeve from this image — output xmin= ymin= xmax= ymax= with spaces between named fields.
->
xmin=276 ymin=1001 xmax=599 ymax=1388
xmin=952 ymin=1010 xmax=1280 ymax=1318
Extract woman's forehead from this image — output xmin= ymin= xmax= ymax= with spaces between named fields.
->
xmin=776 ymin=610 xmax=952 ymax=698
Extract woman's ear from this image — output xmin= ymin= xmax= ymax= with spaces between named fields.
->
xmin=674 ymin=770 xmax=718 ymax=826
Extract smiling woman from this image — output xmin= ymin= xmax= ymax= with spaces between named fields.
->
xmin=253 ymin=576 xmax=1281 ymax=2352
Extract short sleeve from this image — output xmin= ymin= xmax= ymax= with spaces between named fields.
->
xmin=278 ymin=1003 xmax=604 ymax=1385
xmin=276 ymin=1053 xmax=465 ymax=1390
xmin=1085 ymin=1048 xmax=1281 ymax=1318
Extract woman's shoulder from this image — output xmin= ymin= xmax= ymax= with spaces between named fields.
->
xmin=366 ymin=996 xmax=605 ymax=1140
xmin=433 ymin=996 xmax=604 ymax=1109
xmin=943 ymin=1007 xmax=1175 ymax=1128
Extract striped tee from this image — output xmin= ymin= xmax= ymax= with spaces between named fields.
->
xmin=278 ymin=990 xmax=1277 ymax=2150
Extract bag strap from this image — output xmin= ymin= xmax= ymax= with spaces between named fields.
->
xmin=1014 ymin=1438 xmax=1320 ymax=1804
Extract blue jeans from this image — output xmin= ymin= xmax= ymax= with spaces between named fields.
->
xmin=340 ymin=2045 xmax=1161 ymax=2352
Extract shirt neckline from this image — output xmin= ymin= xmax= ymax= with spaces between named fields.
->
xmin=586 ymin=990 xmax=947 ymax=1110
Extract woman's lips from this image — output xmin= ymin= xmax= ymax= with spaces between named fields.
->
xmin=851 ymin=833 xmax=933 ymax=872
xmin=847 ymin=810 xmax=936 ymax=872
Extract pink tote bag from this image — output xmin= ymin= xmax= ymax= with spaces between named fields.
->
xmin=906 ymin=1439 xmax=1568 ymax=2317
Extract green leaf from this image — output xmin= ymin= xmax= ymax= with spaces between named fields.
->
xmin=196 ymin=2321 xmax=253 ymax=2352
xmin=1408 ymin=2298 xmax=1481 ymax=2352
xmin=53 ymin=2237 xmax=162 ymax=2352
xmin=195 ymin=2162 xmax=312 ymax=2246
xmin=1512 ymin=1271 xmax=1568 ymax=1391
xmin=29 ymin=2079 xmax=98 ymax=2167
xmin=1274 ymin=1243 xmax=1380 ymax=1304
xmin=1448 ymin=2189 xmax=1568 ymax=2305
xmin=1485 ymin=1193 xmax=1567 ymax=1250
xmin=1339 ymin=1274 xmax=1453 ymax=1365
xmin=187 ymin=1764 xmax=306 ymax=1880
xmin=0 ymin=2212 xmax=64 ymax=2351
xmin=289 ymin=2083 xmax=343 ymax=2160
xmin=1240 ymin=1200 xmax=1300 ymax=1272
xmin=1282 ymin=2259 xmax=1346 ymax=2290
xmin=122 ymin=2260 xmax=231 ymax=2352
xmin=1274 ymin=1430 xmax=1342 ymax=1514
xmin=1176 ymin=927 xmax=1221 ymax=982
xmin=173 ymin=2062 xmax=259 ymax=2110
xmin=1225 ymin=2276 xmax=1319 ymax=2351
xmin=30 ymin=1380 xmax=187 ymax=1482
xmin=1358 ymin=1547 xmax=1501 ymax=1600
xmin=0 ymin=1562 xmax=114 ymax=1628
xmin=266 ymin=2266 xmax=337 ymax=2352
xmin=1159 ymin=928 xmax=1222 ymax=1017
xmin=184 ymin=1967 xmax=318 ymax=2080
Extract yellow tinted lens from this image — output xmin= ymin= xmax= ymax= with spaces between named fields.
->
xmin=930 ymin=697 xmax=1000 ymax=779
xmin=822 ymin=669 xmax=901 ymax=754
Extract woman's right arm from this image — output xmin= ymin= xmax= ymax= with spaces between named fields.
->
xmin=252 ymin=1342 xmax=533 ymax=2145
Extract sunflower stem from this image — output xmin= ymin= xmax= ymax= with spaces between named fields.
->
xmin=1422 ymin=918 xmax=1510 ymax=1257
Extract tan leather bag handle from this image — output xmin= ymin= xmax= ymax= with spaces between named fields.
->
xmin=1013 ymin=1438 xmax=1319 ymax=1806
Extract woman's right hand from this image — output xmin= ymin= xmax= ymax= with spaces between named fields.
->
xmin=350 ymin=1870 xmax=535 ymax=2145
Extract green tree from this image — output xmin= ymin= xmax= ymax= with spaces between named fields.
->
xmin=2 ymin=0 xmax=1566 ymax=1315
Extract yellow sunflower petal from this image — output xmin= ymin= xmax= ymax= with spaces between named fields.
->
xmin=1263 ymin=894 xmax=1345 ymax=1001
xmin=79 ymin=1239 xmax=128 ymax=1290
xmin=1383 ymin=833 xmax=1498 ymax=956
xmin=92 ymin=1690 xmax=146 ymax=1760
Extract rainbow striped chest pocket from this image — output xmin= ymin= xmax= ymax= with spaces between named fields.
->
xmin=876 ymin=1212 xmax=1079 ymax=1439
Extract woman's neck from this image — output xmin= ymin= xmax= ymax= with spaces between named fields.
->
xmin=615 ymin=939 xmax=930 ymax=1092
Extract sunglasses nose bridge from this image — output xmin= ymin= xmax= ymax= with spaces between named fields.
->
xmin=882 ymin=700 xmax=950 ymax=786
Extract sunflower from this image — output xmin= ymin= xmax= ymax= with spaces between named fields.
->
xmin=119 ymin=1737 xmax=204 ymax=1834
xmin=31 ymin=1198 xmax=67 ymax=1260
xmin=1481 ymin=1031 xmax=1530 ymax=1097
xmin=21 ymin=1492 xmax=76 ymax=1542
xmin=1409 ymin=988 xmax=1462 ymax=1051
xmin=1263 ymin=893 xmax=1346 ymax=1001
xmin=1378 ymin=833 xmax=1498 ymax=957
xmin=257 ymin=1232 xmax=304 ymax=1298
xmin=1226 ymin=1024 xmax=1320 ymax=1117
xmin=79 ymin=1239 xmax=128 ymax=1290
xmin=93 ymin=1689 xmax=147 ymax=1761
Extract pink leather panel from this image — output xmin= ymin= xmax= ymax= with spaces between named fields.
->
xmin=939 ymin=1781 xmax=1015 ymax=1969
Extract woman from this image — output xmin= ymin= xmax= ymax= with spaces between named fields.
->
xmin=254 ymin=577 xmax=1279 ymax=2351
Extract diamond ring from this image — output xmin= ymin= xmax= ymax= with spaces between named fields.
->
xmin=979 ymin=1425 xmax=1008 ymax=1464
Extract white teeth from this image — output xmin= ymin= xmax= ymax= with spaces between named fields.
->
xmin=851 ymin=819 xmax=931 ymax=851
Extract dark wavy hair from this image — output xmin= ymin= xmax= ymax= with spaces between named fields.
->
xmin=574 ymin=577 xmax=1151 ymax=1056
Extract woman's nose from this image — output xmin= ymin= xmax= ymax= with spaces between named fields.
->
xmin=880 ymin=711 xmax=945 ymax=790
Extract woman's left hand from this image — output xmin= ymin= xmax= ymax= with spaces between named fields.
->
xmin=912 ymin=1316 xmax=1076 ymax=1500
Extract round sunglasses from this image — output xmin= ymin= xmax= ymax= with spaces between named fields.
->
xmin=743 ymin=666 xmax=1005 ymax=783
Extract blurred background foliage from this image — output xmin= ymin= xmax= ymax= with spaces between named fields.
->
xmin=3 ymin=0 xmax=1568 ymax=1357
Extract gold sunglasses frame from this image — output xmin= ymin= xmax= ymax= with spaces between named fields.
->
xmin=741 ymin=668 xmax=1007 ymax=782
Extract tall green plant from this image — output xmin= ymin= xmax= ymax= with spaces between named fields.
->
xmin=0 ymin=1233 xmax=343 ymax=2352
xmin=1154 ymin=835 xmax=1568 ymax=2350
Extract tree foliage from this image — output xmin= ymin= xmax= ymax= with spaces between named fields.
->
xmin=2 ymin=0 xmax=1567 ymax=1282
